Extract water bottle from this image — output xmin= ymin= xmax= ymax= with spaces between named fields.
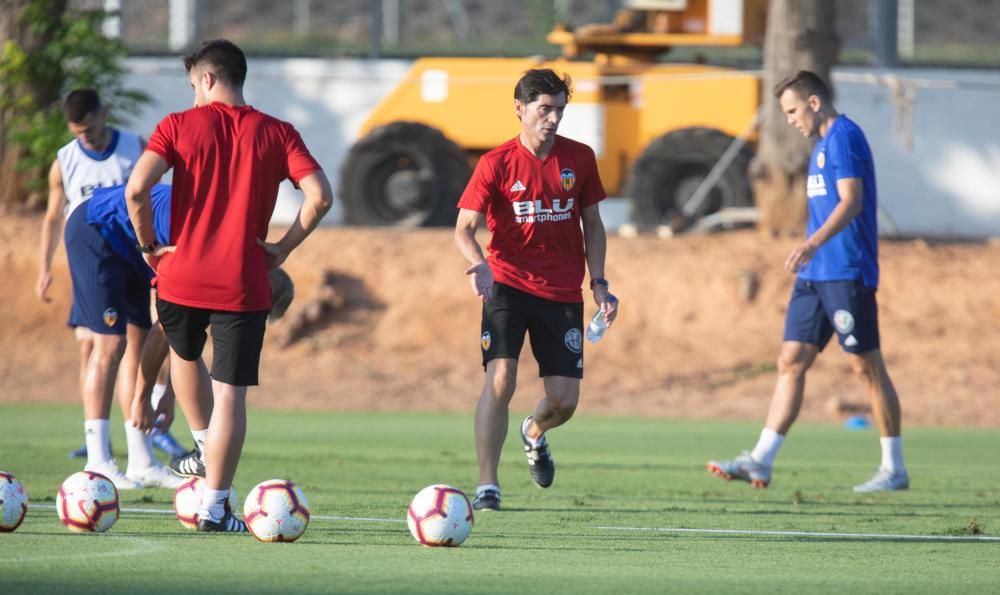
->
xmin=586 ymin=294 xmax=617 ymax=343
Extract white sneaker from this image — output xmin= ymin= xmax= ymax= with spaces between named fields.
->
xmin=853 ymin=467 xmax=909 ymax=493
xmin=127 ymin=464 xmax=185 ymax=489
xmin=85 ymin=460 xmax=141 ymax=491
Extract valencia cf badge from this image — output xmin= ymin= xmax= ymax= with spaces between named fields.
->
xmin=560 ymin=168 xmax=576 ymax=191
xmin=103 ymin=308 xmax=118 ymax=327
xmin=481 ymin=331 xmax=492 ymax=351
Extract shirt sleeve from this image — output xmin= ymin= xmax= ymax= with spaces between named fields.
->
xmin=579 ymin=146 xmax=607 ymax=208
xmin=827 ymin=127 xmax=865 ymax=181
xmin=457 ymin=155 xmax=496 ymax=213
xmin=145 ymin=114 xmax=179 ymax=165
xmin=283 ymin=126 xmax=322 ymax=184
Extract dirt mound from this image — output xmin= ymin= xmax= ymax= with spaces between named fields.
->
xmin=3 ymin=212 xmax=998 ymax=427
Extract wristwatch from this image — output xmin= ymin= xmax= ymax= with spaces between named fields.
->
xmin=589 ymin=277 xmax=609 ymax=289
xmin=136 ymin=241 xmax=159 ymax=254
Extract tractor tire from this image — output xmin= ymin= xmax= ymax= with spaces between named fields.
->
xmin=628 ymin=127 xmax=753 ymax=229
xmin=339 ymin=122 xmax=471 ymax=227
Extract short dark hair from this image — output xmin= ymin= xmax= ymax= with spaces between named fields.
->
xmin=183 ymin=39 xmax=247 ymax=87
xmin=63 ymin=89 xmax=101 ymax=123
xmin=773 ymin=70 xmax=832 ymax=102
xmin=514 ymin=69 xmax=572 ymax=104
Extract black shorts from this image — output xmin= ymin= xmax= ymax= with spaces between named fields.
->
xmin=481 ymin=283 xmax=584 ymax=379
xmin=156 ymin=297 xmax=269 ymax=386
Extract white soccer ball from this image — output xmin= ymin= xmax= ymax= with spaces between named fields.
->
xmin=57 ymin=471 xmax=119 ymax=533
xmin=0 ymin=471 xmax=28 ymax=532
xmin=407 ymin=484 xmax=474 ymax=547
xmin=173 ymin=477 xmax=237 ymax=530
xmin=243 ymin=479 xmax=310 ymax=543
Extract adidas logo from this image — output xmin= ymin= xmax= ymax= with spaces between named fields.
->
xmin=510 ymin=180 xmax=526 ymax=192
xmin=845 ymin=335 xmax=858 ymax=347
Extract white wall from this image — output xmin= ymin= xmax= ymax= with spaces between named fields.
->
xmin=124 ymin=58 xmax=1000 ymax=238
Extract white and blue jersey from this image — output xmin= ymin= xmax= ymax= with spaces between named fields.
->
xmin=57 ymin=128 xmax=143 ymax=217
xmin=800 ymin=115 xmax=879 ymax=288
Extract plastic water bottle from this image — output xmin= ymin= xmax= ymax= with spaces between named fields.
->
xmin=586 ymin=294 xmax=617 ymax=343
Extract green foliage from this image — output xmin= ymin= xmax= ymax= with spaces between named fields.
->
xmin=0 ymin=1 xmax=148 ymax=200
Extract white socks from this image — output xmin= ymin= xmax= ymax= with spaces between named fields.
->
xmin=191 ymin=429 xmax=208 ymax=458
xmin=200 ymin=487 xmax=230 ymax=522
xmin=84 ymin=419 xmax=112 ymax=466
xmin=150 ymin=383 xmax=168 ymax=409
xmin=124 ymin=422 xmax=156 ymax=471
xmin=750 ymin=428 xmax=784 ymax=467
xmin=880 ymin=436 xmax=905 ymax=472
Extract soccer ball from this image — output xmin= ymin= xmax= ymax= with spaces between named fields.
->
xmin=243 ymin=479 xmax=310 ymax=543
xmin=407 ymin=484 xmax=474 ymax=547
xmin=57 ymin=471 xmax=119 ymax=533
xmin=173 ymin=477 xmax=237 ymax=529
xmin=0 ymin=471 xmax=28 ymax=532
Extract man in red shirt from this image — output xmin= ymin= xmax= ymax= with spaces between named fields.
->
xmin=455 ymin=69 xmax=619 ymax=511
xmin=125 ymin=39 xmax=333 ymax=532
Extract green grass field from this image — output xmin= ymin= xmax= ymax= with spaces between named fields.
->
xmin=1 ymin=403 xmax=998 ymax=594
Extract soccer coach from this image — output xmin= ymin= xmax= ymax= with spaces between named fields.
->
xmin=125 ymin=39 xmax=333 ymax=532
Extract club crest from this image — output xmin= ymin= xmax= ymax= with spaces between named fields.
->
xmin=833 ymin=309 xmax=855 ymax=334
xmin=564 ymin=328 xmax=582 ymax=354
xmin=481 ymin=331 xmax=492 ymax=351
xmin=103 ymin=308 xmax=118 ymax=327
xmin=560 ymin=168 xmax=576 ymax=191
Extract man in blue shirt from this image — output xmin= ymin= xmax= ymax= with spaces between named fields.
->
xmin=707 ymin=71 xmax=909 ymax=493
xmin=65 ymin=182 xmax=183 ymax=489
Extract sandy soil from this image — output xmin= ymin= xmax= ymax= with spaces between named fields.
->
xmin=2 ymin=212 xmax=998 ymax=427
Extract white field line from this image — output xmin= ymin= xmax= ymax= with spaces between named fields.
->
xmin=0 ymin=535 xmax=163 ymax=564
xmin=597 ymin=525 xmax=1000 ymax=543
xmin=30 ymin=503 xmax=405 ymax=523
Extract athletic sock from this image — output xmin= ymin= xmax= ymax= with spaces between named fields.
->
xmin=476 ymin=484 xmax=500 ymax=498
xmin=84 ymin=419 xmax=112 ymax=466
xmin=200 ymin=487 xmax=230 ymax=522
xmin=750 ymin=427 xmax=784 ymax=467
xmin=191 ymin=429 xmax=208 ymax=458
xmin=150 ymin=383 xmax=168 ymax=409
xmin=124 ymin=422 xmax=156 ymax=471
xmin=880 ymin=436 xmax=905 ymax=473
xmin=521 ymin=417 xmax=545 ymax=447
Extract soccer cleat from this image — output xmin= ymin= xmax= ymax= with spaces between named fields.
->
xmin=197 ymin=511 xmax=248 ymax=533
xmin=127 ymin=464 xmax=185 ymax=489
xmin=853 ymin=468 xmax=909 ymax=493
xmin=151 ymin=430 xmax=188 ymax=458
xmin=521 ymin=416 xmax=555 ymax=488
xmin=707 ymin=451 xmax=772 ymax=488
xmin=170 ymin=447 xmax=206 ymax=478
xmin=473 ymin=489 xmax=501 ymax=511
xmin=85 ymin=460 xmax=141 ymax=491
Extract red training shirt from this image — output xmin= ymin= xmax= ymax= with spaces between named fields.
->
xmin=458 ymin=135 xmax=606 ymax=303
xmin=145 ymin=102 xmax=321 ymax=311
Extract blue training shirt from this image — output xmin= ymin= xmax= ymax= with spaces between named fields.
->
xmin=86 ymin=183 xmax=171 ymax=281
xmin=800 ymin=115 xmax=879 ymax=288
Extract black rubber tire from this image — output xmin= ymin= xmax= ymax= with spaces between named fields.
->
xmin=628 ymin=127 xmax=753 ymax=228
xmin=339 ymin=122 xmax=471 ymax=227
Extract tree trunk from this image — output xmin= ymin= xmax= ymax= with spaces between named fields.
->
xmin=750 ymin=0 xmax=839 ymax=236
xmin=0 ymin=0 xmax=67 ymax=208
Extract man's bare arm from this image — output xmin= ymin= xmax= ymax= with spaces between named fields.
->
xmin=37 ymin=160 xmax=67 ymax=302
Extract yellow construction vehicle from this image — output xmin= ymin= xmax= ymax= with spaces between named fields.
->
xmin=339 ymin=0 xmax=766 ymax=227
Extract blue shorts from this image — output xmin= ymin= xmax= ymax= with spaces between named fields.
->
xmin=783 ymin=278 xmax=880 ymax=354
xmin=65 ymin=204 xmax=152 ymax=335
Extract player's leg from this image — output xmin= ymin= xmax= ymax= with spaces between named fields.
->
xmin=474 ymin=358 xmax=518 ymax=491
xmin=817 ymin=281 xmax=908 ymax=492
xmin=518 ymin=293 xmax=584 ymax=489
xmin=473 ymin=283 xmax=528 ymax=511
xmin=197 ymin=309 xmax=267 ymax=532
xmin=69 ymin=328 xmax=96 ymax=458
xmin=708 ymin=279 xmax=826 ymax=488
